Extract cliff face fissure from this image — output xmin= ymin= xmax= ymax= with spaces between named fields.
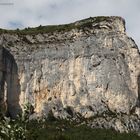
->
xmin=137 ymin=75 xmax=140 ymax=106
xmin=0 ymin=16 xmax=140 ymax=132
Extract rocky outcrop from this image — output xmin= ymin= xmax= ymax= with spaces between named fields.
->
xmin=0 ymin=16 xmax=140 ymax=133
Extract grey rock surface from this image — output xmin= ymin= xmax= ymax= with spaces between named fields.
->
xmin=0 ymin=16 xmax=140 ymax=132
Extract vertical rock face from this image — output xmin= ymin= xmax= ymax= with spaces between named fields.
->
xmin=0 ymin=16 xmax=140 ymax=132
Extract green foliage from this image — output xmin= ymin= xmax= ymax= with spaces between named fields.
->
xmin=0 ymin=116 xmax=26 ymax=140
xmin=0 ymin=103 xmax=33 ymax=140
xmin=22 ymin=102 xmax=34 ymax=122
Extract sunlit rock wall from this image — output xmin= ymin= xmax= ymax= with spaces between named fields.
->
xmin=0 ymin=16 xmax=140 ymax=132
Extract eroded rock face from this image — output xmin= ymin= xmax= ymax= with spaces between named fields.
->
xmin=0 ymin=16 xmax=140 ymax=132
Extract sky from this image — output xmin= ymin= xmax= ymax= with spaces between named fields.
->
xmin=0 ymin=0 xmax=140 ymax=48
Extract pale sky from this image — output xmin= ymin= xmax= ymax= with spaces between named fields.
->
xmin=0 ymin=0 xmax=140 ymax=48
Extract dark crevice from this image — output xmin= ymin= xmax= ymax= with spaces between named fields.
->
xmin=137 ymin=75 xmax=140 ymax=107
xmin=105 ymin=83 xmax=109 ymax=91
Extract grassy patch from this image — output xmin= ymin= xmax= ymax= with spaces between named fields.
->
xmin=26 ymin=119 xmax=140 ymax=140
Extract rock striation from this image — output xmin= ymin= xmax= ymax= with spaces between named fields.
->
xmin=0 ymin=16 xmax=140 ymax=133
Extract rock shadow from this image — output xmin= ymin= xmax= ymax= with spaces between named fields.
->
xmin=137 ymin=75 xmax=140 ymax=107
xmin=0 ymin=47 xmax=21 ymax=118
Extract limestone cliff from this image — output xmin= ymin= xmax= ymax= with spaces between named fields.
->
xmin=0 ymin=16 xmax=140 ymax=133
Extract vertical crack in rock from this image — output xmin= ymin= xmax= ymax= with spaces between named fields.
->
xmin=137 ymin=75 xmax=140 ymax=107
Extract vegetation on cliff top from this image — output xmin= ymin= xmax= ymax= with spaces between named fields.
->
xmin=0 ymin=16 xmax=114 ymax=35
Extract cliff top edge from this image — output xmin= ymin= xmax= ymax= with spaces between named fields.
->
xmin=0 ymin=16 xmax=125 ymax=35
